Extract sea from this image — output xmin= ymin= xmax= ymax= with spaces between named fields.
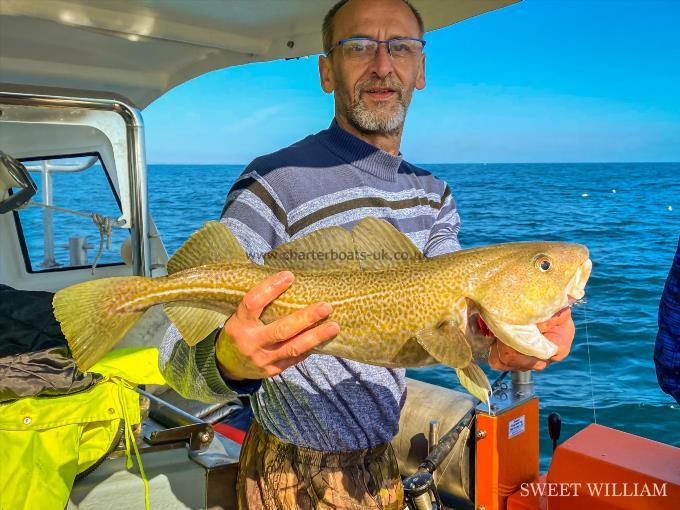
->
xmin=18 ymin=161 xmax=679 ymax=470
xmin=144 ymin=162 xmax=679 ymax=469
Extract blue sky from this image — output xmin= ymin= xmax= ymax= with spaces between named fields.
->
xmin=143 ymin=0 xmax=680 ymax=164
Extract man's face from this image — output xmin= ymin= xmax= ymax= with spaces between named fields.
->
xmin=319 ymin=0 xmax=426 ymax=136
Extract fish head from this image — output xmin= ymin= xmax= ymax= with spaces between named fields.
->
xmin=463 ymin=242 xmax=591 ymax=359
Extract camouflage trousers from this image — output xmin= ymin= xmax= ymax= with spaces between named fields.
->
xmin=236 ymin=421 xmax=404 ymax=509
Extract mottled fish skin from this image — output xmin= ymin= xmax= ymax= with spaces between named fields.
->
xmin=112 ymin=241 xmax=590 ymax=367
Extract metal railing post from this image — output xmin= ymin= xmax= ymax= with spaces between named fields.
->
xmin=39 ymin=160 xmax=58 ymax=268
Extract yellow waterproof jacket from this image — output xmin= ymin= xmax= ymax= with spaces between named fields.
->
xmin=0 ymin=347 xmax=164 ymax=510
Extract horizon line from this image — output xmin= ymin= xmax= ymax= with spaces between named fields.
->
xmin=146 ymin=160 xmax=680 ymax=166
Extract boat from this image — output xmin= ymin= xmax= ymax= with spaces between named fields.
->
xmin=1 ymin=1 xmax=678 ymax=509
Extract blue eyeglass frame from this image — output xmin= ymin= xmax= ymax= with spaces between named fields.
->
xmin=326 ymin=36 xmax=426 ymax=57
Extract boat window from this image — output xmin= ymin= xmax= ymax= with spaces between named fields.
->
xmin=12 ymin=154 xmax=129 ymax=273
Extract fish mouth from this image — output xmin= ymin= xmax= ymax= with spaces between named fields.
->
xmin=476 ymin=312 xmax=559 ymax=359
xmin=467 ymin=258 xmax=592 ymax=360
xmin=566 ymin=258 xmax=591 ymax=302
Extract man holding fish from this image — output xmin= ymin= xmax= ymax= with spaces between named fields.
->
xmin=161 ymin=0 xmax=575 ymax=507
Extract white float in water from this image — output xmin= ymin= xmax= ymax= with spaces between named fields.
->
xmin=669 ymin=206 xmax=673 ymax=211
xmin=612 ymin=189 xmax=616 ymax=193
xmin=581 ymin=193 xmax=589 ymax=197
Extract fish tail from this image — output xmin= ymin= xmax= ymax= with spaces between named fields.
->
xmin=53 ymin=276 xmax=150 ymax=371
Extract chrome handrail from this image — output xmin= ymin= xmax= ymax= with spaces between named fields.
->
xmin=24 ymin=156 xmax=99 ymax=173
xmin=0 ymin=91 xmax=151 ymax=276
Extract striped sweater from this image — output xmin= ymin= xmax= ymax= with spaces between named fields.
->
xmin=159 ymin=119 xmax=461 ymax=451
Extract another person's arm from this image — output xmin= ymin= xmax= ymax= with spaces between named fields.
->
xmin=654 ymin=236 xmax=680 ymax=404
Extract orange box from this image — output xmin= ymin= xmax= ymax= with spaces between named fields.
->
xmin=507 ymin=475 xmax=547 ymax=510
xmin=475 ymin=397 xmax=540 ymax=510
xmin=543 ymin=424 xmax=680 ymax=509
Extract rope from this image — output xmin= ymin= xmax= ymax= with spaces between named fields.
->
xmin=26 ymin=200 xmax=126 ymax=273
xmin=116 ymin=379 xmax=150 ymax=510
xmin=91 ymin=213 xmax=116 ymax=274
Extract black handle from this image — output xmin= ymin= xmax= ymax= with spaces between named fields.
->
xmin=548 ymin=412 xmax=562 ymax=452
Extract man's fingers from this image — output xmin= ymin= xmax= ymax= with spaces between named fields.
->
xmin=262 ymin=302 xmax=334 ymax=345
xmin=487 ymin=341 xmax=513 ymax=371
xmin=489 ymin=341 xmax=550 ymax=371
xmin=487 ymin=355 xmax=512 ymax=371
xmin=538 ymin=308 xmax=575 ymax=362
xmin=235 ymin=271 xmax=294 ymax=322
xmin=488 ymin=308 xmax=576 ymax=372
xmin=544 ymin=321 xmax=574 ymax=361
xmin=265 ymin=321 xmax=340 ymax=362
xmin=539 ymin=306 xmax=571 ymax=327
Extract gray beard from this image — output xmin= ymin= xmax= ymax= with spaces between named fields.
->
xmin=345 ymin=96 xmax=406 ymax=136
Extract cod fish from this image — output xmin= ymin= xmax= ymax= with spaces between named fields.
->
xmin=53 ymin=218 xmax=591 ymax=403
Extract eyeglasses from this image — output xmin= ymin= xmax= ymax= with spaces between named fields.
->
xmin=326 ymin=37 xmax=426 ymax=61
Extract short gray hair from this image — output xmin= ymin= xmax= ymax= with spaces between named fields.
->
xmin=322 ymin=0 xmax=425 ymax=54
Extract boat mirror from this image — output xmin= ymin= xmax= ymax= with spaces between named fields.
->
xmin=0 ymin=151 xmax=37 ymax=214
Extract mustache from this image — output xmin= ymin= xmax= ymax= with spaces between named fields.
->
xmin=356 ymin=79 xmax=404 ymax=97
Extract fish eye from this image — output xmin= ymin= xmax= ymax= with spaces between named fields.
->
xmin=534 ymin=255 xmax=553 ymax=272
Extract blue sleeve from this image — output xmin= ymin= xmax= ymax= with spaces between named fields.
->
xmin=654 ymin=236 xmax=680 ymax=404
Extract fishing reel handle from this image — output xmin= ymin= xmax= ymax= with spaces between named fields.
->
xmin=403 ymin=470 xmax=443 ymax=510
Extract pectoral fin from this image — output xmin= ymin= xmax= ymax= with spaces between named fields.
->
xmin=413 ymin=320 xmax=473 ymax=368
xmin=455 ymin=363 xmax=493 ymax=405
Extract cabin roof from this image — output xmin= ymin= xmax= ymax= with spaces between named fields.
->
xmin=0 ymin=0 xmax=518 ymax=108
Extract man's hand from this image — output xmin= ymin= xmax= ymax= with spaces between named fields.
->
xmin=216 ymin=271 xmax=340 ymax=381
xmin=487 ymin=307 xmax=575 ymax=371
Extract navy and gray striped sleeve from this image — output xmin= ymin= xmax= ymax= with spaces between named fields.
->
xmin=423 ymin=184 xmax=461 ymax=257
xmin=158 ymin=165 xmax=290 ymax=401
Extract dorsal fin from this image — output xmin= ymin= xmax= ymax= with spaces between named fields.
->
xmin=264 ymin=218 xmax=424 ymax=271
xmin=264 ymin=225 xmax=359 ymax=270
xmin=167 ymin=221 xmax=249 ymax=274
xmin=351 ymin=217 xmax=423 ymax=270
